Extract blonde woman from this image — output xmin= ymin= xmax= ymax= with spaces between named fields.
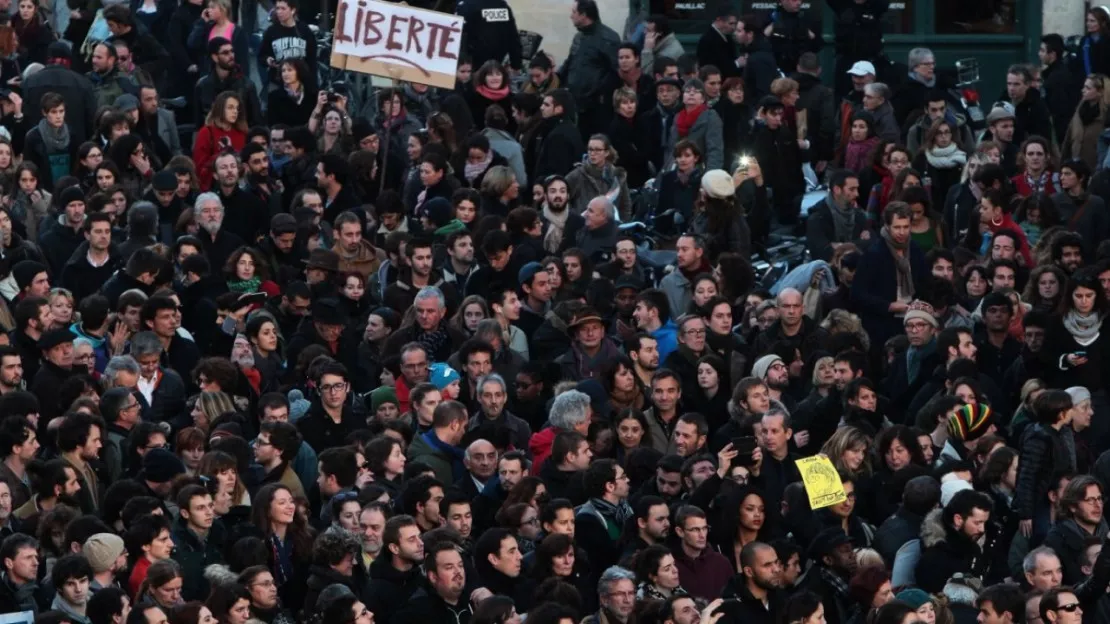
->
xmin=1063 ymin=73 xmax=1110 ymax=168
xmin=478 ymin=165 xmax=520 ymax=218
xmin=821 ymin=425 xmax=873 ymax=479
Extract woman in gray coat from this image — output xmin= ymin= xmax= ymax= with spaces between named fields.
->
xmin=665 ymin=78 xmax=724 ymax=171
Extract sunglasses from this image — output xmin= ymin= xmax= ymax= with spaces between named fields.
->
xmin=1056 ymin=603 xmax=1081 ymax=613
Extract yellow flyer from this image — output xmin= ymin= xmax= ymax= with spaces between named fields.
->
xmin=795 ymin=455 xmax=847 ymax=510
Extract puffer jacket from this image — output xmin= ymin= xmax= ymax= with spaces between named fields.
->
xmin=1014 ymin=424 xmax=1078 ymax=520
xmin=561 ymin=20 xmax=621 ymax=114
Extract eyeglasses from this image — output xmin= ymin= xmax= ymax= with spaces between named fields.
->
xmin=521 ymin=517 xmax=540 ymax=526
xmin=144 ymin=443 xmax=168 ymax=451
xmin=250 ymin=580 xmax=276 ymax=589
xmin=320 ymin=382 xmax=348 ymax=394
xmin=684 ymin=329 xmax=706 ymax=337
xmin=1083 ymin=496 xmax=1104 ymax=505
xmin=905 ymin=321 xmax=932 ymax=332
xmin=253 ymin=438 xmax=273 ymax=447
xmin=1055 ymin=603 xmax=1081 ymax=613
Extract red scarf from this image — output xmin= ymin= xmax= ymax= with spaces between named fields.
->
xmin=676 ymin=104 xmax=707 ymax=138
xmin=619 ymin=67 xmax=642 ymax=88
xmin=476 ymin=84 xmax=510 ymax=101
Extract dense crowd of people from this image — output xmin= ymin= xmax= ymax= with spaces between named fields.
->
xmin=0 ymin=2 xmax=1106 ymax=624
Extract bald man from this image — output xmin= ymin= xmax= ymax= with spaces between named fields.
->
xmin=458 ymin=439 xmax=498 ymax=498
xmin=751 ymin=287 xmax=829 ymax=383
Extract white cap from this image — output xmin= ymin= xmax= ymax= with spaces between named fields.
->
xmin=847 ymin=61 xmax=876 ymax=77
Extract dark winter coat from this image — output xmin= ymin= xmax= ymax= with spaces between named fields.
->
xmin=361 ymin=556 xmax=425 ymax=624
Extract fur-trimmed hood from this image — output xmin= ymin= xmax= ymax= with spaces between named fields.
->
xmin=204 ymin=563 xmax=239 ymax=588
xmin=920 ymin=508 xmax=947 ymax=548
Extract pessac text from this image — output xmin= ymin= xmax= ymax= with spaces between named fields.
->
xmin=335 ymin=0 xmax=461 ymax=61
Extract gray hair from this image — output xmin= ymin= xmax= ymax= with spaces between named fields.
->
xmin=864 ymin=82 xmax=891 ymax=101
xmin=414 ymin=286 xmax=446 ymax=309
xmin=597 ymin=566 xmax=635 ymax=597
xmin=73 ymin=337 xmax=94 ymax=350
xmin=549 ymin=390 xmax=591 ymax=430
xmin=130 ymin=331 xmax=164 ymax=358
xmin=908 ymin=47 xmax=934 ymax=68
xmin=588 ymin=196 xmax=616 ymax=222
xmin=194 ymin=192 xmax=223 ymax=213
xmin=104 ymin=356 xmax=140 ymax=383
xmin=474 ymin=319 xmax=501 ymax=342
xmin=464 ymin=439 xmax=493 ymax=461
xmin=777 ymin=287 xmax=802 ymax=305
xmin=1022 ymin=546 xmax=1060 ymax=574
xmin=476 ymin=373 xmax=507 ymax=395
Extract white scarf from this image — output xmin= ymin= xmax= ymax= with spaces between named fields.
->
xmin=543 ymin=204 xmax=569 ymax=253
xmin=925 ymin=143 xmax=967 ymax=169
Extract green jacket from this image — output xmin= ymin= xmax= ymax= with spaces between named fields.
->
xmin=406 ymin=432 xmax=455 ymax=485
xmin=171 ymin=516 xmax=226 ymax=602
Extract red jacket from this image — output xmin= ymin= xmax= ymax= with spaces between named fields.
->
xmin=193 ymin=124 xmax=246 ymax=190
xmin=1011 ymin=171 xmax=1059 ymax=198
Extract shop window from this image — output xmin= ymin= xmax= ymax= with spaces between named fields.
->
xmin=881 ymin=0 xmax=913 ymax=34
xmin=934 ymin=0 xmax=1017 ymax=34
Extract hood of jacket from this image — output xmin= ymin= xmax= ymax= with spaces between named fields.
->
xmin=920 ymin=508 xmax=946 ymax=548
xmin=1053 ymin=517 xmax=1110 ymax=550
xmin=368 ymin=551 xmax=423 ymax=585
xmin=790 ymin=71 xmax=822 ymax=93
xmin=529 ymin=426 xmax=559 ymax=458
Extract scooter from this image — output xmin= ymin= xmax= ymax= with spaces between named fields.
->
xmin=953 ymin=57 xmax=986 ymax=133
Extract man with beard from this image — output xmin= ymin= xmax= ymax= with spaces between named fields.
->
xmin=490 ymin=287 xmax=527 ymax=360
xmin=540 ymin=176 xmax=583 ymax=256
xmin=194 ymin=38 xmax=262 ymax=127
xmin=383 ymin=287 xmax=467 ymax=361
xmin=883 ymin=300 xmax=940 ymax=420
xmin=798 ymin=529 xmax=857 ymax=624
xmin=10 ymin=298 xmax=53 ymax=382
xmin=11 ymin=261 xmax=50 ymax=302
xmin=393 ymin=542 xmax=469 ymax=624
xmin=1053 ymin=232 xmax=1085 ymax=276
xmin=193 ymin=192 xmax=245 ymax=271
xmin=533 ymin=89 xmax=584 ymax=179
xmin=317 ymin=154 xmax=364 ymax=225
xmin=240 ymin=144 xmax=283 ymax=218
xmin=12 ymin=459 xmax=79 ymax=535
xmin=442 ymin=230 xmax=477 ymax=291
xmin=39 ymin=187 xmax=89 ymax=276
xmin=672 ymin=505 xmax=731 ymax=600
xmin=625 ymin=334 xmax=660 ymax=389
xmin=57 ymin=412 xmax=103 ymax=514
xmin=386 ymin=239 xmax=460 ymax=316
xmin=135 ymin=86 xmax=180 ymax=161
xmin=88 ymin=43 xmax=138 ymax=109
xmin=333 ymin=212 xmax=384 ymax=281
xmin=358 ymin=502 xmax=388 ymax=569
xmin=363 ymin=515 xmax=426 ymax=624
xmin=0 ymin=348 xmax=22 ymax=395
xmin=256 ymin=214 xmax=302 ymax=286
xmin=82 ymin=533 xmax=126 ymax=592
xmin=212 ymin=152 xmax=268 ymax=244
xmin=638 ymin=77 xmax=682 ymax=172
xmin=719 ymin=542 xmax=785 ymax=624
xmin=517 ymin=261 xmax=553 ymax=340
xmin=661 ymin=235 xmax=711 ymax=318
xmin=511 ymin=363 xmax=549 ymax=432
xmin=751 ymin=353 xmax=793 ymax=411
xmin=626 ymin=496 xmax=670 ymax=556
xmin=916 ymin=489 xmax=996 ymax=592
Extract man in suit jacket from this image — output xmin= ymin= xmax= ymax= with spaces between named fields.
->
xmin=456 ymin=438 xmax=498 ymax=499
xmin=696 ymin=6 xmax=742 ymax=78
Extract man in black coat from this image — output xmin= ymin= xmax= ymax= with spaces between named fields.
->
xmin=392 ymin=542 xmax=473 ymax=624
xmin=1001 ymin=64 xmax=1054 ymax=143
xmin=806 ymin=169 xmax=868 ymax=262
xmin=718 ymin=543 xmax=788 ymax=624
xmin=30 ymin=328 xmax=88 ymax=421
xmin=764 ymin=0 xmax=822 ymax=75
xmin=636 ymin=77 xmax=682 ymax=174
xmin=39 ymin=187 xmax=89 ymax=276
xmin=696 ymin=7 xmax=741 ymax=79
xmin=60 ymin=214 xmax=122 ymax=303
xmin=533 ymin=89 xmax=585 ymax=180
xmin=560 ymin=0 xmax=620 ymax=138
xmin=194 ymin=38 xmax=263 ymax=128
xmin=1039 ymin=34 xmax=1082 ymax=144
xmin=361 ymin=516 xmax=426 ymax=624
xmin=21 ymin=43 xmax=97 ymax=145
xmin=212 ymin=152 xmax=269 ymax=245
xmin=193 ymin=192 xmax=246 ymax=274
xmin=739 ymin=20 xmax=779 ymax=103
xmin=798 ymin=528 xmax=857 ymax=624
xmin=915 ymin=489 xmax=997 ymax=593
xmin=873 ymin=475 xmax=941 ymax=563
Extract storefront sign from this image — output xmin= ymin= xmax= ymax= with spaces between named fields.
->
xmin=330 ymin=0 xmax=464 ymax=89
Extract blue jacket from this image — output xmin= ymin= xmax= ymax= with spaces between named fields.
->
xmin=652 ymin=320 xmax=679 ymax=363
xmin=850 ymin=237 xmax=928 ymax=347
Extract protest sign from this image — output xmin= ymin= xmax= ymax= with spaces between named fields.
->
xmin=331 ymin=0 xmax=464 ymax=89
xmin=795 ymin=455 xmax=847 ymax=510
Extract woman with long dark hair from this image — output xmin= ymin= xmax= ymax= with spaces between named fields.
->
xmin=709 ymin=486 xmax=771 ymax=574
xmin=468 ymin=60 xmax=513 ymax=131
xmin=601 ymin=355 xmax=646 ymax=416
xmin=11 ymin=0 xmax=52 ymax=66
xmin=1052 ymin=158 xmax=1109 ymax=257
xmin=252 ymin=484 xmax=314 ymax=610
xmin=267 ymin=59 xmax=317 ymax=127
xmin=714 ymin=77 xmax=754 ymax=167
